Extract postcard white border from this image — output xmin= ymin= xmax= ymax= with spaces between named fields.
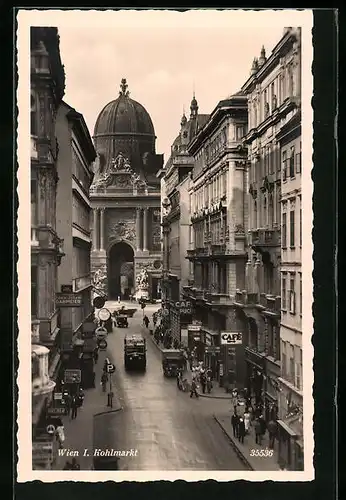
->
xmin=17 ymin=8 xmax=314 ymax=482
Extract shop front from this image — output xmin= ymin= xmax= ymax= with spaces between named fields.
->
xmin=187 ymin=321 xmax=204 ymax=361
xmin=264 ymin=358 xmax=280 ymax=423
xmin=179 ymin=300 xmax=193 ymax=349
xmin=220 ymin=331 xmax=245 ymax=390
xmin=244 ymin=346 xmax=266 ymax=404
xmin=277 ymin=378 xmax=304 ymax=470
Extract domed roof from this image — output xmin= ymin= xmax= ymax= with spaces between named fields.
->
xmin=94 ymin=78 xmax=155 ymax=138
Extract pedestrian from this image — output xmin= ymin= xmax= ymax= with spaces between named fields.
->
xmin=63 ymin=390 xmax=71 ymax=416
xmin=118 ymin=296 xmax=121 ymax=303
xmin=56 ymin=422 xmax=65 ymax=448
xmin=143 ymin=315 xmax=149 ymax=328
xmin=71 ymin=457 xmax=80 ymax=470
xmin=259 ymin=414 xmax=266 ymax=439
xmin=206 ymin=369 xmax=213 ymax=393
xmin=231 ymin=411 xmax=239 ymax=438
xmin=101 ymin=372 xmax=108 ymax=392
xmin=190 ymin=378 xmax=199 ymax=398
xmin=243 ymin=408 xmax=251 ymax=434
xmin=77 ymin=387 xmax=84 ymax=407
xmin=238 ymin=417 xmax=246 ymax=444
xmin=91 ymin=371 xmax=96 ymax=389
xmin=267 ymin=419 xmax=278 ymax=449
xmin=254 ymin=418 xmax=262 ymax=445
xmin=200 ymin=371 xmax=206 ymax=394
xmin=70 ymin=395 xmax=78 ymax=420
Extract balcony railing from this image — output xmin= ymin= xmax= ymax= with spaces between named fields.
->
xmin=211 ymin=244 xmax=226 ymax=255
xmin=73 ymin=274 xmax=92 ymax=292
xmin=205 ymin=292 xmax=233 ymax=306
xmin=234 ymin=290 xmax=259 ymax=306
xmin=249 ymin=228 xmax=280 ymax=247
xmin=265 ymin=294 xmax=281 ymax=315
xmin=31 ymin=226 xmax=39 ymax=247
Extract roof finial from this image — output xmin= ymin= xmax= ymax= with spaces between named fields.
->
xmin=119 ymin=78 xmax=130 ymax=97
xmin=258 ymin=46 xmax=267 ymax=67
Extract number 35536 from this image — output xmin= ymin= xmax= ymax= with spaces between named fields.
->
xmin=250 ymin=449 xmax=273 ymax=457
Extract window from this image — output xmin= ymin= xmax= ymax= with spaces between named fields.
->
xmin=299 ymin=273 xmax=302 ymax=315
xmin=282 ymin=150 xmax=287 ymax=181
xmin=282 ymin=212 xmax=287 ymax=247
xmin=289 ymin=344 xmax=295 ymax=383
xmin=290 ymin=210 xmax=295 ymax=247
xmin=289 ymin=275 xmax=296 ymax=314
xmin=31 ymin=265 xmax=38 ymax=317
xmin=281 ymin=341 xmax=287 ymax=377
xmin=289 ymin=146 xmax=295 ymax=177
xmin=31 ymin=179 xmax=37 ymax=225
xmin=282 ymin=274 xmax=287 ymax=309
xmin=297 ymin=204 xmax=301 ymax=249
xmin=296 ymin=151 xmax=301 ymax=174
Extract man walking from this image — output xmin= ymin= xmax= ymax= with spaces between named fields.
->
xmin=190 ymin=378 xmax=199 ymax=398
xmin=254 ymin=418 xmax=262 ymax=445
xmin=238 ymin=417 xmax=246 ymax=444
xmin=70 ymin=394 xmax=78 ymax=420
xmin=267 ymin=419 xmax=278 ymax=449
xmin=231 ymin=411 xmax=239 ymax=438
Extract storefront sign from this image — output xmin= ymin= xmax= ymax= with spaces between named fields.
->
xmin=205 ymin=346 xmax=221 ymax=354
xmin=173 ymin=301 xmax=192 ymax=315
xmin=219 ymin=364 xmax=224 ymax=376
xmin=53 ymin=392 xmax=63 ymax=400
xmin=64 ymin=369 xmax=81 ymax=384
xmin=97 ymin=338 xmax=108 ymax=350
xmin=220 ymin=332 xmax=243 ymax=345
xmin=56 ymin=293 xmax=83 ymax=307
xmin=32 ymin=441 xmax=53 ymax=461
xmin=188 ymin=324 xmax=201 ymax=332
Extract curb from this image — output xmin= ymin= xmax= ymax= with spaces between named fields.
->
xmin=213 ymin=415 xmax=254 ymax=471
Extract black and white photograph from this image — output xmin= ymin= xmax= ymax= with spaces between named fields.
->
xmin=17 ymin=9 xmax=314 ymax=481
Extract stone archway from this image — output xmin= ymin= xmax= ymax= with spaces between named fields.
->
xmin=108 ymin=241 xmax=134 ymax=300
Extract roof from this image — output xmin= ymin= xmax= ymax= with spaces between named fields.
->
xmin=61 ymin=101 xmax=96 ymax=164
xmin=94 ymin=79 xmax=155 ymax=138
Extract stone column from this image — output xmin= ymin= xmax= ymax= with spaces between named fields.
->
xmin=92 ymin=208 xmax=99 ymax=250
xmin=136 ymin=208 xmax=142 ymax=251
xmin=100 ymin=208 xmax=105 ymax=251
xmin=143 ymin=207 xmax=148 ymax=251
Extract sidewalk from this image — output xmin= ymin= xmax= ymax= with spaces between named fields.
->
xmin=53 ymin=347 xmax=119 ymax=470
xmin=213 ymin=413 xmax=280 ymax=471
xmin=143 ymin=324 xmax=232 ymax=400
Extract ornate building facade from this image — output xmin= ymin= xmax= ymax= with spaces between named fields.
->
xmin=238 ymin=28 xmax=302 ymax=460
xmin=30 ymin=27 xmax=66 ymax=466
xmin=183 ymin=92 xmax=248 ymax=387
xmin=159 ymin=96 xmax=208 ymax=345
xmin=90 ymin=79 xmax=163 ymax=300
xmin=55 ymin=101 xmax=96 ymax=345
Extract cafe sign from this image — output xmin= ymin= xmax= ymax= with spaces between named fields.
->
xmin=56 ymin=293 xmax=83 ymax=307
xmin=174 ymin=301 xmax=192 ymax=315
xmin=220 ymin=332 xmax=243 ymax=345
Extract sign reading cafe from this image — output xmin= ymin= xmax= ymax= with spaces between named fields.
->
xmin=220 ymin=332 xmax=243 ymax=345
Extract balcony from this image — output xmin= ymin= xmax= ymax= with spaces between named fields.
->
xmin=31 ymin=226 xmax=39 ymax=247
xmin=211 ymin=243 xmax=226 ymax=256
xmin=72 ymin=274 xmax=92 ymax=293
xmin=205 ymin=292 xmax=233 ymax=307
xmin=249 ymin=228 xmax=280 ymax=248
xmin=264 ymin=294 xmax=281 ymax=316
xmin=195 ymin=247 xmax=210 ymax=258
xmin=234 ymin=290 xmax=259 ymax=306
xmin=31 ymin=136 xmax=38 ymax=160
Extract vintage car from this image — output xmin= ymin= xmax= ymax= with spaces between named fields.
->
xmin=161 ymin=349 xmax=185 ymax=377
xmin=116 ymin=314 xmax=128 ymax=328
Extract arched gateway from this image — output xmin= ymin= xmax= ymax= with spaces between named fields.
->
xmin=89 ymin=79 xmax=163 ymax=300
xmin=108 ymin=241 xmax=134 ymax=300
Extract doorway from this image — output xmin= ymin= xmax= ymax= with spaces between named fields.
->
xmin=108 ymin=242 xmax=134 ymax=300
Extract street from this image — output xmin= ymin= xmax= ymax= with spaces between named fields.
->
xmin=55 ymin=302 xmax=246 ymax=471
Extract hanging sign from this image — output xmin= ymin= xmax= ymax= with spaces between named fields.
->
xmin=98 ymin=308 xmax=111 ymax=322
xmin=220 ymin=332 xmax=243 ymax=345
xmin=98 ymin=338 xmax=108 ymax=350
xmin=93 ymin=296 xmax=106 ymax=309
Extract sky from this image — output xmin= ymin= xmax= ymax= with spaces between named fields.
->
xmin=26 ymin=10 xmax=310 ymax=163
